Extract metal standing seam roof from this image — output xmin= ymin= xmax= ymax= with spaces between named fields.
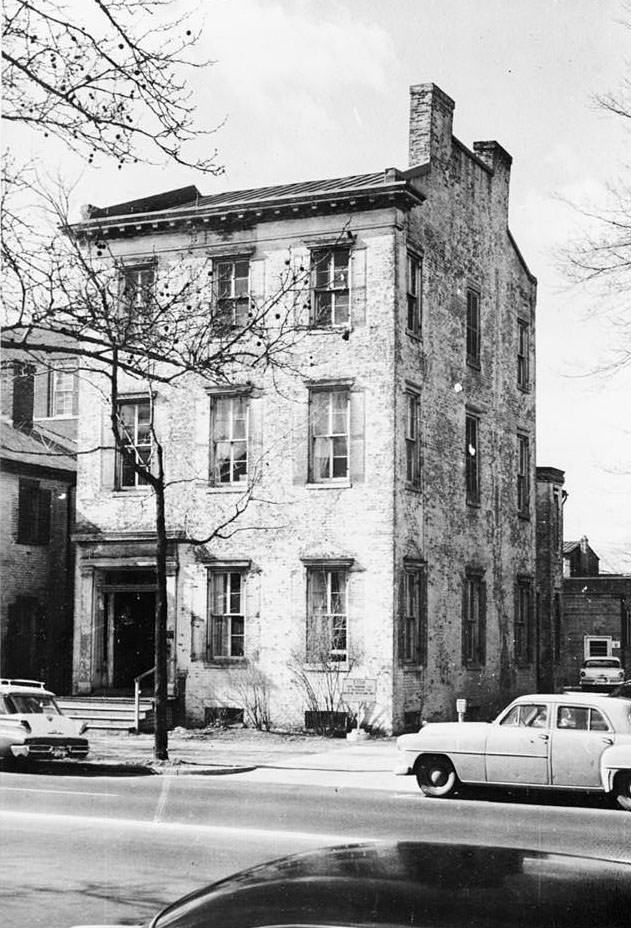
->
xmin=0 ymin=421 xmax=76 ymax=473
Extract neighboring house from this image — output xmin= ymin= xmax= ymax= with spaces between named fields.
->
xmin=535 ymin=467 xmax=566 ymax=692
xmin=70 ymin=83 xmax=539 ymax=732
xmin=0 ymin=358 xmax=77 ymax=692
xmin=561 ymin=538 xmax=631 ymax=684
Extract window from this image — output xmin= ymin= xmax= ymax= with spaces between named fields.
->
xmin=49 ymin=366 xmax=77 ymax=417
xmin=400 ymin=566 xmax=426 ymax=665
xmin=553 ymin=593 xmax=561 ymax=662
xmin=116 ymin=400 xmax=152 ymax=488
xmin=311 ymin=247 xmax=350 ymax=326
xmin=405 ymin=391 xmax=420 ymax=487
xmin=500 ymin=703 xmax=548 ymax=728
xmin=465 ymin=412 xmax=480 ymax=505
xmin=406 ymin=253 xmax=422 ymax=335
xmin=210 ymin=395 xmax=248 ymax=485
xmin=17 ymin=479 xmax=51 ymax=545
xmin=309 ymin=388 xmax=349 ymax=482
xmin=306 ymin=567 xmax=348 ymax=662
xmin=515 ymin=578 xmax=533 ymax=665
xmin=120 ymin=264 xmax=155 ymax=313
xmin=466 ymin=288 xmax=480 ymax=367
xmin=517 ymin=433 xmax=531 ymax=517
xmin=463 ymin=571 xmax=486 ymax=667
xmin=517 ymin=319 xmax=530 ymax=389
xmin=214 ymin=257 xmax=250 ymax=326
xmin=207 ymin=571 xmax=245 ymax=659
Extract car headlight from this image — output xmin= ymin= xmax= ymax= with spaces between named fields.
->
xmin=580 ymin=670 xmax=585 ymax=677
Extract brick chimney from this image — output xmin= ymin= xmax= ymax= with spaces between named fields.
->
xmin=12 ymin=361 xmax=35 ymax=431
xmin=408 ymin=83 xmax=455 ymax=168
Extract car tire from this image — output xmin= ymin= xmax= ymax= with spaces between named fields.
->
xmin=415 ymin=756 xmax=458 ymax=798
xmin=613 ymin=771 xmax=631 ymax=811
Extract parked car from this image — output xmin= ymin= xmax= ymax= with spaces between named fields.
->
xmin=0 ymin=678 xmax=88 ymax=763
xmin=395 ymin=691 xmax=631 ymax=810
xmin=70 ymin=841 xmax=631 ymax=928
xmin=580 ymin=656 xmax=624 ymax=687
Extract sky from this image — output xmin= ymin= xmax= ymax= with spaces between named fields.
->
xmin=11 ymin=0 xmax=631 ymax=570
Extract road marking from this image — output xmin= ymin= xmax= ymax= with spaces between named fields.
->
xmin=153 ymin=770 xmax=172 ymax=822
xmin=0 ymin=786 xmax=116 ymax=797
xmin=0 ymin=809 xmax=372 ymax=844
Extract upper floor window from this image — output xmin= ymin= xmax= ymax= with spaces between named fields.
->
xmin=49 ymin=366 xmax=77 ymax=418
xmin=210 ymin=395 xmax=248 ymax=485
xmin=517 ymin=319 xmax=530 ymax=390
xmin=466 ymin=288 xmax=481 ymax=368
xmin=463 ymin=570 xmax=486 ymax=667
xmin=515 ymin=577 xmax=533 ymax=665
xmin=400 ymin=565 xmax=427 ymax=665
xmin=517 ymin=433 xmax=531 ymax=517
xmin=405 ymin=391 xmax=421 ymax=487
xmin=214 ymin=257 xmax=250 ymax=327
xmin=406 ymin=253 xmax=422 ymax=335
xmin=311 ymin=247 xmax=350 ymax=327
xmin=120 ymin=264 xmax=155 ymax=313
xmin=116 ymin=399 xmax=152 ymax=489
xmin=306 ymin=566 xmax=348 ymax=662
xmin=465 ymin=412 xmax=480 ymax=505
xmin=309 ymin=388 xmax=349 ymax=482
xmin=17 ymin=479 xmax=51 ymax=545
xmin=207 ymin=570 xmax=245 ymax=659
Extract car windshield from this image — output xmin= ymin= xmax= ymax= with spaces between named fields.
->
xmin=6 ymin=694 xmax=61 ymax=714
xmin=584 ymin=659 xmax=619 ymax=668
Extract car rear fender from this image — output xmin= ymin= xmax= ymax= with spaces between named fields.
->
xmin=600 ymin=745 xmax=631 ymax=792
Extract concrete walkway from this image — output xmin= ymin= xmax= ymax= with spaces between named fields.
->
xmin=85 ymin=728 xmax=419 ymax=792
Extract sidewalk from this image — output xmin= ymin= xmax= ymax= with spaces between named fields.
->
xmin=84 ymin=727 xmax=418 ymax=792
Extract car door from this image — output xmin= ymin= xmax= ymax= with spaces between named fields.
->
xmin=485 ymin=702 xmax=550 ymax=786
xmin=550 ymin=704 xmax=615 ymax=788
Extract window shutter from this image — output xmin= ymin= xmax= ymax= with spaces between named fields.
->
xmin=33 ymin=368 xmax=51 ymax=419
xmin=101 ymin=412 xmax=116 ymax=490
xmin=291 ymin=248 xmax=311 ymax=327
xmin=350 ymin=247 xmax=367 ymax=328
xmin=461 ymin=579 xmax=468 ymax=667
xmin=418 ymin=567 xmax=428 ymax=666
xmin=38 ymin=488 xmax=52 ymax=544
xmin=397 ymin=574 xmax=405 ymax=664
xmin=249 ymin=257 xmax=266 ymax=311
xmin=346 ymin=570 xmax=364 ymax=663
xmin=18 ymin=480 xmax=36 ymax=543
xmin=479 ymin=580 xmax=487 ymax=666
xmin=292 ymin=397 xmax=309 ymax=486
xmin=249 ymin=395 xmax=264 ymax=484
xmin=349 ymin=390 xmax=365 ymax=484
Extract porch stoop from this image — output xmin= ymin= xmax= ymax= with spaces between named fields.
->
xmin=57 ymin=696 xmax=155 ymax=732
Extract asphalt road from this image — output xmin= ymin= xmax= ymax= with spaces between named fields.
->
xmin=2 ymin=769 xmax=630 ymax=928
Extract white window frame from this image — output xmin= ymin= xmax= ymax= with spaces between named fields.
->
xmin=406 ymin=252 xmax=422 ymax=335
xmin=517 ymin=433 xmax=531 ymax=517
xmin=210 ymin=395 xmax=249 ymax=485
xmin=214 ymin=257 xmax=251 ymax=326
xmin=309 ymin=388 xmax=350 ymax=483
xmin=50 ymin=366 xmax=77 ymax=418
xmin=306 ymin=566 xmax=348 ymax=663
xmin=405 ymin=390 xmax=420 ymax=487
xmin=116 ymin=399 xmax=152 ymax=489
xmin=311 ymin=247 xmax=351 ymax=327
xmin=517 ymin=318 xmax=530 ymax=390
xmin=207 ymin=570 xmax=246 ymax=660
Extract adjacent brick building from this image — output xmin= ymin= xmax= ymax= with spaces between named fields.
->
xmin=70 ymin=83 xmax=538 ymax=731
xmin=0 ymin=358 xmax=76 ymax=692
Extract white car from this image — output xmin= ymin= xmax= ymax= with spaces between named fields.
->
xmin=395 ymin=691 xmax=631 ymax=810
xmin=580 ymin=657 xmax=624 ymax=687
xmin=0 ymin=678 xmax=89 ymax=763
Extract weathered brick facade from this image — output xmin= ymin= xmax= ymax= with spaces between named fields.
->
xmin=72 ymin=83 xmax=538 ymax=731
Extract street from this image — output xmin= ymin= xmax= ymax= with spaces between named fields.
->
xmin=2 ymin=768 xmax=630 ymax=928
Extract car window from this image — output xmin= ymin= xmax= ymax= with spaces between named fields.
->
xmin=584 ymin=659 xmax=619 ymax=668
xmin=6 ymin=694 xmax=61 ymax=714
xmin=589 ymin=709 xmax=610 ymax=732
xmin=500 ymin=704 xmax=548 ymax=727
xmin=557 ymin=706 xmax=589 ymax=731
xmin=0 ymin=696 xmax=10 ymax=714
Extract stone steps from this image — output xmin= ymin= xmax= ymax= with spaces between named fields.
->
xmin=57 ymin=696 xmax=155 ymax=733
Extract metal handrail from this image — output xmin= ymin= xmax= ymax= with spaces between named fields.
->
xmin=133 ymin=666 xmax=155 ymax=733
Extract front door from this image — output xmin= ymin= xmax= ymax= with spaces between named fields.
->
xmin=485 ymin=701 xmax=551 ymax=786
xmin=111 ymin=590 xmax=155 ymax=689
xmin=550 ymin=703 xmax=615 ymax=788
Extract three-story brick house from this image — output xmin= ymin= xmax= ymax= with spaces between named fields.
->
xmin=71 ymin=83 xmax=537 ymax=731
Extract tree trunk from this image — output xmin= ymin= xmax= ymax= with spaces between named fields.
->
xmin=154 ymin=446 xmax=169 ymax=761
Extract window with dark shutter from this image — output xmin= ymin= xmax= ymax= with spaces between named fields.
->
xmin=465 ymin=412 xmax=480 ymax=505
xmin=17 ymin=479 xmax=51 ymax=545
xmin=466 ymin=288 xmax=481 ymax=368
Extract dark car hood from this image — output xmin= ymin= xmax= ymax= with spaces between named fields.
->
xmin=151 ymin=841 xmax=631 ymax=928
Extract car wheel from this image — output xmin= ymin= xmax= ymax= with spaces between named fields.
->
xmin=613 ymin=771 xmax=631 ymax=811
xmin=415 ymin=756 xmax=458 ymax=798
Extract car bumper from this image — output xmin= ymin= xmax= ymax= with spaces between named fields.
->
xmin=11 ymin=741 xmax=89 ymax=760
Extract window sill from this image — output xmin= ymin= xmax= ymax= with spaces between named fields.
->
xmin=466 ymin=499 xmax=481 ymax=509
xmin=111 ymin=488 xmax=152 ymax=497
xmin=463 ymin=663 xmax=485 ymax=671
xmin=466 ymin=360 xmax=481 ymax=372
xmin=517 ymin=384 xmax=531 ymax=394
xmin=406 ymin=330 xmax=422 ymax=342
xmin=405 ymin=483 xmax=423 ymax=494
xmin=207 ymin=484 xmax=250 ymax=493
xmin=302 ymin=662 xmax=349 ymax=672
xmin=204 ymin=657 xmax=247 ymax=667
xmin=518 ymin=512 xmax=531 ymax=522
xmin=400 ymin=663 xmax=425 ymax=671
xmin=305 ymin=481 xmax=352 ymax=490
